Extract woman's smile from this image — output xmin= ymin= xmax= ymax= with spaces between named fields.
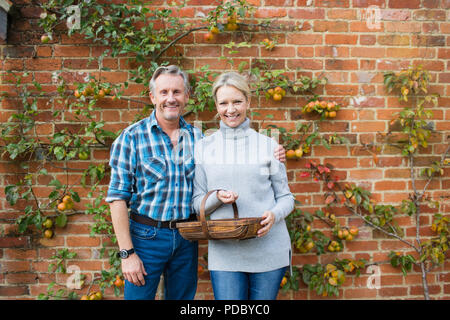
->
xmin=216 ymin=85 xmax=249 ymax=128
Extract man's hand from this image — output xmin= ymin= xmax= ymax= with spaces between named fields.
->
xmin=122 ymin=253 xmax=147 ymax=286
xmin=274 ymin=144 xmax=286 ymax=162
xmin=217 ymin=190 xmax=239 ymax=204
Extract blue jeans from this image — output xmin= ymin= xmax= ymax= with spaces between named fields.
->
xmin=210 ymin=266 xmax=287 ymax=300
xmin=124 ymin=219 xmax=198 ymax=300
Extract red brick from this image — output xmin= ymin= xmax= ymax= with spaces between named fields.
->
xmin=3 ymin=249 xmax=37 ymax=260
xmin=265 ymin=0 xmax=294 ymax=5
xmin=379 ymin=286 xmax=408 ymax=297
xmin=185 ymin=45 xmax=221 ymax=57
xmin=410 ymin=285 xmax=442 ymax=296
xmin=2 ymin=260 xmax=31 ymax=273
xmin=351 ymin=121 xmax=386 ymax=132
xmin=380 ymin=275 xmax=405 ymax=287
xmin=413 ymin=9 xmax=446 ymax=21
xmin=54 ymin=45 xmax=91 ymax=57
xmin=324 ymin=158 xmax=357 ymax=168
xmin=378 ymin=35 xmax=410 ymax=46
xmin=287 ymin=34 xmax=323 ymax=45
xmin=24 ymin=58 xmax=62 ymax=71
xmin=6 ymin=273 xmax=38 ymax=284
xmin=385 ymin=21 xmax=421 ymax=33
xmin=360 ymin=35 xmax=376 ymax=45
xmin=352 ymin=0 xmax=386 ymax=7
xmin=66 ymin=236 xmax=101 ymax=247
xmin=384 ymin=168 xmax=411 ymax=179
xmin=326 ymin=84 xmax=359 ymax=96
xmin=254 ymin=8 xmax=287 ymax=18
xmin=350 ymin=21 xmax=384 ymax=32
xmin=314 ymin=21 xmax=348 ymax=32
xmin=327 ymin=9 xmax=357 ymax=19
xmin=316 ymin=0 xmax=349 ymax=7
xmin=296 ymin=47 xmax=315 ymax=57
xmin=287 ymin=59 xmax=323 ymax=70
xmin=389 ymin=0 xmax=420 ymax=8
xmin=349 ymin=169 xmax=383 ymax=180
xmin=325 ymin=59 xmax=358 ymax=70
xmin=351 ymin=47 xmax=385 ymax=58
xmin=316 ymin=46 xmax=349 ymax=57
xmin=314 ymin=145 xmax=348 ymax=156
xmin=345 ymin=240 xmax=379 ymax=251
xmin=383 ymin=192 xmax=410 ymax=203
xmin=325 ymin=34 xmax=358 ymax=45
xmin=422 ymin=0 xmax=440 ymax=8
xmin=288 ymin=8 xmax=325 ymax=19
xmin=412 ymin=35 xmax=446 ymax=47
xmin=0 ymin=237 xmax=29 ymax=248
xmin=0 ymin=286 xmax=29 ymax=296
xmin=260 ymin=46 xmax=295 ymax=58
xmin=290 ymin=182 xmax=321 ymax=193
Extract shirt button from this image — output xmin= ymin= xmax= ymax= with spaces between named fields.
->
xmin=175 ymin=183 xmax=178 ymax=187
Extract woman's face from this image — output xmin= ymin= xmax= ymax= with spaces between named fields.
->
xmin=215 ymin=85 xmax=249 ymax=128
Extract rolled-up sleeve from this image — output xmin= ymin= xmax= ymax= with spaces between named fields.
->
xmin=106 ymin=130 xmax=136 ymax=203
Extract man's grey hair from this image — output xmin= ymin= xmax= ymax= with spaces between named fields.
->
xmin=149 ymin=65 xmax=190 ymax=95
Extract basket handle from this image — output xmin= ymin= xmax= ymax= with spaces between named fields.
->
xmin=199 ymin=189 xmax=239 ymax=239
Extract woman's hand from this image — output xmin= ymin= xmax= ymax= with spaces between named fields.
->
xmin=258 ymin=211 xmax=275 ymax=237
xmin=217 ymin=190 xmax=239 ymax=204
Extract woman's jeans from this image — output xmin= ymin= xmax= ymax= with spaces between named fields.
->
xmin=124 ymin=219 xmax=198 ymax=300
xmin=210 ymin=266 xmax=287 ymax=300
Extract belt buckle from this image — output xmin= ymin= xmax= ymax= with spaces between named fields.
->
xmin=169 ymin=220 xmax=177 ymax=229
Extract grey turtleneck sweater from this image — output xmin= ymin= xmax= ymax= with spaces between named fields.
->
xmin=192 ymin=118 xmax=294 ymax=272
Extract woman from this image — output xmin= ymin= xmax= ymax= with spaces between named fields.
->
xmin=192 ymin=72 xmax=294 ymax=300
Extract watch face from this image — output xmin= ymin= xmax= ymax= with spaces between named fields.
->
xmin=119 ymin=250 xmax=128 ymax=259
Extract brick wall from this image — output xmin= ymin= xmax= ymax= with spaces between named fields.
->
xmin=0 ymin=0 xmax=449 ymax=300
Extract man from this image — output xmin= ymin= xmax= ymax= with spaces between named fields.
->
xmin=106 ymin=65 xmax=286 ymax=300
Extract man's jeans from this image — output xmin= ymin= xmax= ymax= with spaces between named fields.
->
xmin=210 ymin=266 xmax=287 ymax=300
xmin=124 ymin=219 xmax=198 ymax=300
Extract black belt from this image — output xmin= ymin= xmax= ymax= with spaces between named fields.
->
xmin=130 ymin=212 xmax=196 ymax=229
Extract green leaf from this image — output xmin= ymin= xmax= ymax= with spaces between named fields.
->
xmin=70 ymin=190 xmax=80 ymax=202
xmin=55 ymin=213 xmax=68 ymax=228
xmin=5 ymin=185 xmax=19 ymax=205
xmin=53 ymin=146 xmax=66 ymax=160
xmin=48 ymin=179 xmax=62 ymax=189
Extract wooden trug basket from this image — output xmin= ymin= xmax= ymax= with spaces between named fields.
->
xmin=177 ymin=190 xmax=263 ymax=241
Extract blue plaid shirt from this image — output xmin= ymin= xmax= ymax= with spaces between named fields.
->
xmin=106 ymin=111 xmax=203 ymax=221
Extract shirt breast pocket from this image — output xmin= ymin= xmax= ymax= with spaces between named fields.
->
xmin=142 ymin=156 xmax=166 ymax=182
xmin=184 ymin=156 xmax=195 ymax=180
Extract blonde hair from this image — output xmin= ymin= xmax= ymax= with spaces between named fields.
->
xmin=212 ymin=72 xmax=251 ymax=103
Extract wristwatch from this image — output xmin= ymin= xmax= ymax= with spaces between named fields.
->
xmin=118 ymin=248 xmax=135 ymax=259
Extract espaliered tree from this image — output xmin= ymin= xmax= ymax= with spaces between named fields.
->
xmin=280 ymin=65 xmax=449 ymax=299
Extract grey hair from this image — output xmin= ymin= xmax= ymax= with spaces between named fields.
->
xmin=212 ymin=72 xmax=251 ymax=103
xmin=149 ymin=65 xmax=190 ymax=95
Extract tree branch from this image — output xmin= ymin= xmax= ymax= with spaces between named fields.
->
xmin=153 ymin=26 xmax=207 ymax=61
xmin=345 ymin=203 xmax=419 ymax=251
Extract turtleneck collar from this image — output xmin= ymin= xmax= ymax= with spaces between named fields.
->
xmin=219 ymin=117 xmax=251 ymax=139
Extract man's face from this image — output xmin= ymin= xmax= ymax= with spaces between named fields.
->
xmin=150 ymin=74 xmax=189 ymax=123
